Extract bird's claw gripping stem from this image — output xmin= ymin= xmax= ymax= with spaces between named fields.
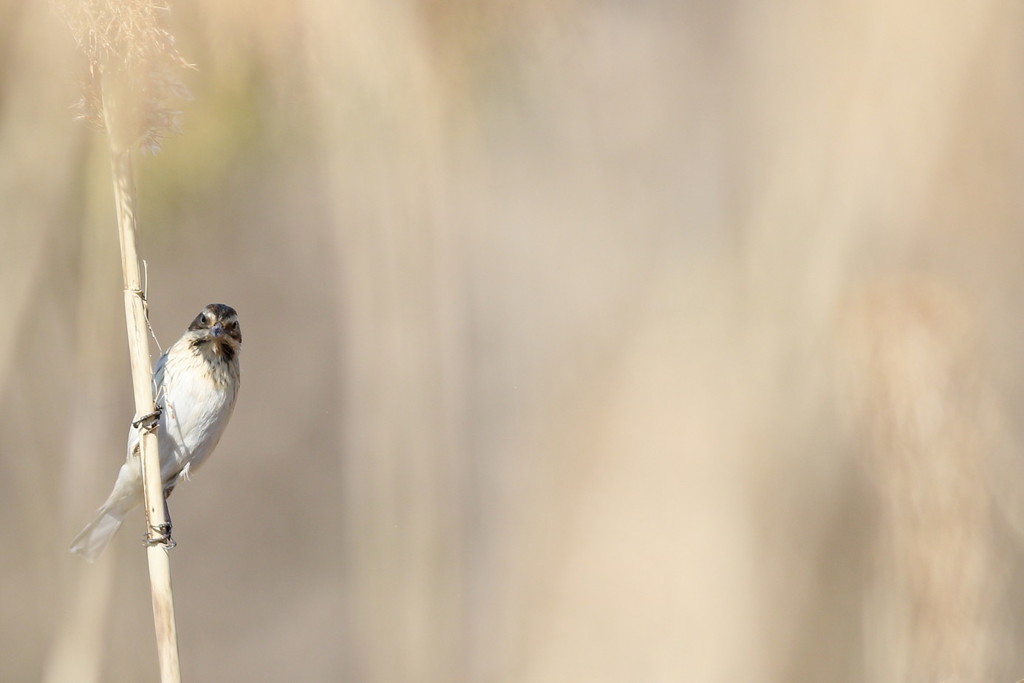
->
xmin=132 ymin=407 xmax=162 ymax=431
xmin=145 ymin=522 xmax=175 ymax=551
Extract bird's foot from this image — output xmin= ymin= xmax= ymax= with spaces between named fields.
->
xmin=132 ymin=407 xmax=162 ymax=431
xmin=144 ymin=522 xmax=176 ymax=551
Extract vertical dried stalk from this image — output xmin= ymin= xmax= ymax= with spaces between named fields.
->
xmin=107 ymin=136 xmax=181 ymax=681
xmin=56 ymin=0 xmax=191 ymax=678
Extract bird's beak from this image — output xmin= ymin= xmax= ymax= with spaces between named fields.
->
xmin=210 ymin=323 xmax=224 ymax=338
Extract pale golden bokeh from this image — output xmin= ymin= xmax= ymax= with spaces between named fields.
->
xmin=1 ymin=0 xmax=1022 ymax=680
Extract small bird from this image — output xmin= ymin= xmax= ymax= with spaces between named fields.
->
xmin=71 ymin=303 xmax=242 ymax=561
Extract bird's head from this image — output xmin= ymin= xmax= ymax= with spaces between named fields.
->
xmin=188 ymin=304 xmax=242 ymax=361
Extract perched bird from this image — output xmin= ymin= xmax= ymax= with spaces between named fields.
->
xmin=71 ymin=303 xmax=242 ymax=561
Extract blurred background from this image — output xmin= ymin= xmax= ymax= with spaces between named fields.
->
xmin=2 ymin=0 xmax=1024 ymax=680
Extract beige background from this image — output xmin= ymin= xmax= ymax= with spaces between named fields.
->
xmin=2 ymin=0 xmax=1024 ymax=680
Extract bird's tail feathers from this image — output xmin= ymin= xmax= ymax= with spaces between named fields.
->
xmin=69 ymin=507 xmax=128 ymax=562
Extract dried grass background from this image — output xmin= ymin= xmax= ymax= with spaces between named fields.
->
xmin=2 ymin=0 xmax=1024 ymax=680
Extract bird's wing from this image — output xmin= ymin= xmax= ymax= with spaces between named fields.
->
xmin=152 ymin=349 xmax=170 ymax=406
xmin=124 ymin=349 xmax=171 ymax=461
